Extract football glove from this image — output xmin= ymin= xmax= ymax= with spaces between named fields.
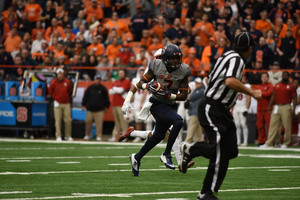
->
xmin=146 ymin=81 xmax=163 ymax=94
xmin=121 ymin=101 xmax=133 ymax=116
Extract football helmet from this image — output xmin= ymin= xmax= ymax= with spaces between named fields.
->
xmin=161 ymin=44 xmax=182 ymax=70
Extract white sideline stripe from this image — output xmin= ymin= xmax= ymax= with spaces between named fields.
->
xmin=1 ymin=138 xmax=300 ymax=152
xmin=56 ymin=162 xmax=80 ymax=164
xmin=0 ymin=191 xmax=32 ymax=195
xmin=268 ymin=169 xmax=291 ymax=172
xmin=6 ymin=160 xmax=31 ymax=163
xmin=0 ymin=147 xmax=75 ymax=150
xmin=108 ymin=163 xmax=130 ymax=166
xmin=0 ymin=138 xmax=150 ymax=146
xmin=0 ymin=166 xmax=299 ymax=176
xmin=0 ymin=147 xmax=140 ymax=151
xmin=1 ymin=187 xmax=299 ymax=200
xmin=1 ymin=153 xmax=299 ymax=160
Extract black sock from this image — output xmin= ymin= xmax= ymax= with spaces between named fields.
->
xmin=135 ymin=135 xmax=162 ymax=161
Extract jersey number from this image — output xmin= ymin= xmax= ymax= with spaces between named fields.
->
xmin=163 ymin=79 xmax=174 ymax=89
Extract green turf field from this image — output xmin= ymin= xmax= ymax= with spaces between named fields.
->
xmin=0 ymin=138 xmax=299 ymax=200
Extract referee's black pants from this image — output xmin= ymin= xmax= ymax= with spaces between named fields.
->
xmin=190 ymin=98 xmax=238 ymax=194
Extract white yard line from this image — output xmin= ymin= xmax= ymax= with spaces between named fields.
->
xmin=0 ymin=166 xmax=299 ymax=176
xmin=56 ymin=162 xmax=80 ymax=164
xmin=108 ymin=163 xmax=130 ymax=166
xmin=268 ymin=169 xmax=291 ymax=172
xmin=1 ymin=187 xmax=300 ymax=200
xmin=6 ymin=160 xmax=31 ymax=162
xmin=0 ymin=191 xmax=32 ymax=195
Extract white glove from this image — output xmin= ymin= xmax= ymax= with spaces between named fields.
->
xmin=121 ymin=101 xmax=133 ymax=116
xmin=122 ymin=91 xmax=134 ymax=115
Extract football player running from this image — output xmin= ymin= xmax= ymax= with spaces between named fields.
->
xmin=122 ymin=44 xmax=191 ymax=176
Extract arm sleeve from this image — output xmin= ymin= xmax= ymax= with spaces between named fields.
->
xmin=103 ymin=87 xmax=111 ymax=108
xmin=262 ymin=84 xmax=274 ymax=98
xmin=48 ymin=79 xmax=54 ymax=97
xmin=82 ymin=88 xmax=89 ymax=106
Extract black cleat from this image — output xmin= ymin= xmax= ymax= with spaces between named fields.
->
xmin=197 ymin=192 xmax=219 ymax=200
xmin=180 ymin=143 xmax=192 ymax=173
xmin=129 ymin=153 xmax=140 ymax=176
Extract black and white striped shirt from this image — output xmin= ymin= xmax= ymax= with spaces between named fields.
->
xmin=205 ymin=50 xmax=245 ymax=109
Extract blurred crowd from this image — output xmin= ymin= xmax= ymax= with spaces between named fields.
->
xmin=0 ymin=0 xmax=300 ymax=83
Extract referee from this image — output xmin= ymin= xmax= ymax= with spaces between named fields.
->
xmin=180 ymin=32 xmax=262 ymax=200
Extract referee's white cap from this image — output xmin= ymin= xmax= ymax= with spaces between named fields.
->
xmin=234 ymin=32 xmax=254 ymax=51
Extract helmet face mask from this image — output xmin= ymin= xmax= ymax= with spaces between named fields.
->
xmin=162 ymin=44 xmax=182 ymax=70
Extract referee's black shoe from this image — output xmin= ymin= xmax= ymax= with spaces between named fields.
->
xmin=179 ymin=143 xmax=192 ymax=173
xmin=197 ymin=191 xmax=219 ymax=200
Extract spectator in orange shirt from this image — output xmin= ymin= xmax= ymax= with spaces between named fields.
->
xmin=176 ymin=1 xmax=193 ymax=25
xmin=201 ymin=37 xmax=216 ymax=71
xmin=183 ymin=47 xmax=202 ymax=79
xmin=84 ymin=0 xmax=104 ymax=24
xmin=54 ymin=41 xmax=68 ymax=63
xmin=4 ymin=27 xmax=22 ymax=53
xmin=24 ymin=0 xmax=43 ymax=22
xmin=192 ymin=13 xmax=215 ymax=47
xmin=255 ymin=10 xmax=274 ymax=34
xmin=3 ymin=13 xmax=18 ymax=38
xmin=179 ymin=37 xmax=190 ymax=60
xmin=147 ymin=35 xmax=164 ymax=57
xmin=210 ymin=36 xmax=230 ymax=67
xmin=150 ymin=15 xmax=171 ymax=42
xmin=141 ymin=29 xmax=152 ymax=48
xmin=106 ymin=37 xmax=122 ymax=60
xmin=87 ymin=35 xmax=105 ymax=56
xmin=45 ymin=18 xmax=65 ymax=43
xmin=31 ymin=20 xmax=45 ymax=41
xmin=1 ymin=5 xmax=17 ymax=23
xmin=104 ymin=12 xmax=128 ymax=38
xmin=275 ymin=17 xmax=288 ymax=39
xmin=213 ymin=23 xmax=229 ymax=45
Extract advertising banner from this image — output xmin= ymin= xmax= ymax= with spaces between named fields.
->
xmin=32 ymin=103 xmax=47 ymax=126
xmin=0 ymin=102 xmax=16 ymax=125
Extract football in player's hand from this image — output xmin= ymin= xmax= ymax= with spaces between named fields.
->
xmin=152 ymin=82 xmax=163 ymax=92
